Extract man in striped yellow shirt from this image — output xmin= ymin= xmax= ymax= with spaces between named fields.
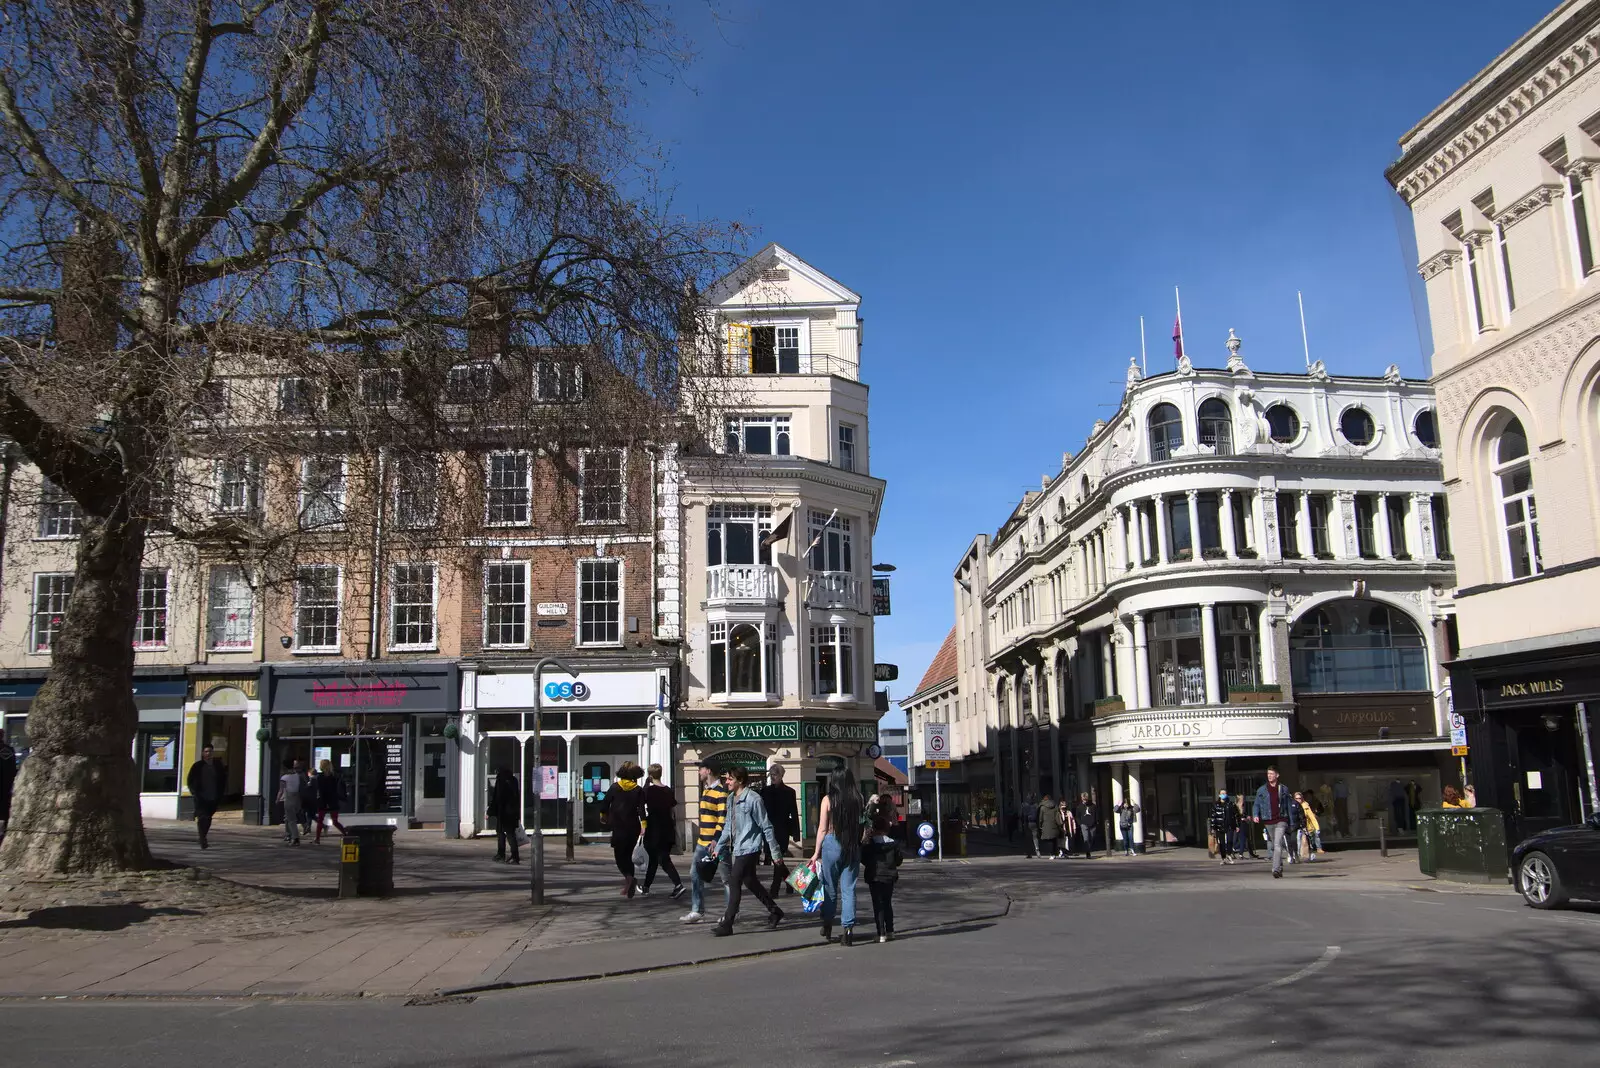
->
xmin=683 ymin=760 xmax=729 ymax=924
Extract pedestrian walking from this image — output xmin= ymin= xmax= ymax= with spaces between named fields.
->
xmin=1252 ymin=766 xmax=1301 ymax=878
xmin=682 ymin=760 xmax=729 ymax=924
xmin=1021 ymin=794 xmax=1041 ymax=857
xmin=185 ymin=744 xmax=227 ymax=850
xmin=296 ymin=759 xmax=316 ymax=837
xmin=276 ymin=757 xmax=303 ymax=845
xmin=1116 ymin=799 xmax=1140 ymax=856
xmin=1057 ymin=797 xmax=1075 ymax=857
xmin=1233 ymin=793 xmax=1258 ymax=858
xmin=759 ymin=763 xmax=801 ymax=896
xmin=603 ymin=762 xmax=647 ymax=898
xmin=1074 ymin=792 xmax=1098 ymax=859
xmin=1037 ymin=794 xmax=1064 ymax=860
xmin=1209 ymin=790 xmax=1239 ymax=864
xmin=0 ymin=729 xmax=16 ymax=845
xmin=490 ymin=765 xmax=521 ymax=864
xmin=811 ymin=765 xmax=865 ymax=945
xmin=1295 ymin=791 xmax=1322 ymax=860
xmin=312 ymin=759 xmax=346 ymax=843
xmin=709 ymin=765 xmax=784 ymax=937
xmin=640 ymin=763 xmax=684 ymax=898
xmin=862 ymin=807 xmax=904 ymax=943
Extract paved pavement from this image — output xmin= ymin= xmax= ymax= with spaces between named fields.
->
xmin=0 ymin=847 xmax=1589 ymax=1068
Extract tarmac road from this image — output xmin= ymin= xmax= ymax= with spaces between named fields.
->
xmin=5 ymin=862 xmax=1600 ymax=1067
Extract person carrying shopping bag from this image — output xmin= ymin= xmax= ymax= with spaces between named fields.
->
xmin=811 ymin=766 xmax=865 ymax=945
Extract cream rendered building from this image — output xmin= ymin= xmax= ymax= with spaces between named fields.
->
xmin=674 ymin=245 xmax=886 ymax=838
xmin=1389 ymin=0 xmax=1600 ymax=841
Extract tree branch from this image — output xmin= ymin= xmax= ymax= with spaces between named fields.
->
xmin=0 ymin=382 xmax=121 ymax=511
xmin=0 ymin=77 xmax=130 ymax=248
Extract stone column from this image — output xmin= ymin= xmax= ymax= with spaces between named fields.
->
xmin=1186 ymin=489 xmax=1201 ymax=561
xmin=1212 ymin=757 xmax=1228 ymax=797
xmin=1298 ymin=490 xmax=1314 ymax=558
xmin=1375 ymin=492 xmax=1393 ymax=558
xmin=1155 ymin=497 xmax=1171 ymax=564
xmin=1259 ymin=489 xmax=1280 ymax=562
xmin=1220 ymin=489 xmax=1237 ymax=559
xmin=1414 ymin=491 xmax=1436 ymax=562
xmin=1114 ymin=624 xmax=1136 ymax=706
xmin=1335 ymin=490 xmax=1358 ymax=558
xmin=1119 ymin=507 xmax=1134 ymax=573
xmin=1258 ymin=602 xmax=1278 ymax=686
xmin=1201 ymin=601 xmax=1221 ymax=705
xmin=1101 ymin=629 xmax=1116 ymax=698
xmin=1100 ymin=530 xmax=1110 ymax=587
xmin=1127 ymin=761 xmax=1144 ymax=853
xmin=1138 ymin=502 xmax=1152 ymax=563
xmin=1109 ymin=762 xmax=1125 ymax=829
xmin=1133 ymin=611 xmax=1151 ymax=710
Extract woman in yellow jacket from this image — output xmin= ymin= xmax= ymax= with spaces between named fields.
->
xmin=1293 ymin=790 xmax=1323 ymax=860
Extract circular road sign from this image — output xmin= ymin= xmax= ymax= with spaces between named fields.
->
xmin=917 ymin=821 xmax=936 ymax=841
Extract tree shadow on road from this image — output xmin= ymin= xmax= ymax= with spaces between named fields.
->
xmin=0 ymin=903 xmax=201 ymax=931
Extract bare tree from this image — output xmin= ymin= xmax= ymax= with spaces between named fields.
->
xmin=0 ymin=0 xmax=738 ymax=874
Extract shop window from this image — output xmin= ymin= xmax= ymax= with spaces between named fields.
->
xmin=1148 ymin=607 xmax=1204 ymax=707
xmin=299 ymin=456 xmax=347 ymax=529
xmin=1217 ymin=604 xmax=1260 ymax=697
xmin=483 ymin=561 xmax=529 ymax=648
xmin=393 ymin=454 xmax=439 ymax=529
xmin=579 ymin=448 xmax=625 ymax=524
xmin=578 ymin=559 xmax=621 ymax=646
xmin=1289 ymin=598 xmax=1427 ymax=693
xmin=390 ymin=563 xmax=437 ymax=650
xmin=708 ymin=621 xmax=777 ymax=696
xmin=134 ymin=569 xmax=169 ymax=649
xmin=811 ymin=625 xmax=857 ymax=698
xmin=707 ymin=503 xmax=773 ymax=566
xmin=1198 ymin=399 xmax=1232 ymax=456
xmin=486 ymin=451 xmax=532 ymax=526
xmin=31 ymin=572 xmax=74 ymax=653
xmin=206 ymin=565 xmax=254 ymax=650
xmin=1148 ymin=403 xmax=1183 ymax=461
xmin=294 ymin=565 xmax=342 ymax=652
xmin=138 ymin=726 xmax=180 ymax=793
xmin=37 ymin=478 xmax=82 ymax=538
xmin=1493 ymin=416 xmax=1541 ymax=579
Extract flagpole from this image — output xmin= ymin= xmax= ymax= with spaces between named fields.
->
xmin=1174 ymin=286 xmax=1185 ymax=360
xmin=1139 ymin=316 xmax=1147 ymax=376
xmin=1297 ymin=290 xmax=1312 ymax=372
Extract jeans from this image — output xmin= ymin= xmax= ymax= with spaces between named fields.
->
xmin=1078 ymin=828 xmax=1095 ymax=858
xmin=1267 ymin=821 xmax=1290 ymax=873
xmin=282 ymin=799 xmax=301 ymax=841
xmin=314 ymin=807 xmax=345 ymax=841
xmin=690 ymin=844 xmax=729 ymax=915
xmin=869 ymin=881 xmax=895 ymax=934
xmin=1121 ymin=827 xmax=1136 ymax=854
xmin=722 ymin=853 xmax=779 ymax=927
xmin=819 ymin=833 xmax=859 ymax=929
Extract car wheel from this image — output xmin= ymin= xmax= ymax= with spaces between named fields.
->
xmin=1519 ymin=851 xmax=1567 ymax=910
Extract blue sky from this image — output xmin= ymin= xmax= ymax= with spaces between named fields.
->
xmin=638 ymin=0 xmax=1553 ymax=726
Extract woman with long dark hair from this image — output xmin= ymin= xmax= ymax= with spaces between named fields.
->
xmin=809 ymin=765 xmax=864 ymax=945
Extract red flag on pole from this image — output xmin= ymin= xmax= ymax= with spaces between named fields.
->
xmin=1172 ymin=316 xmax=1183 ymax=360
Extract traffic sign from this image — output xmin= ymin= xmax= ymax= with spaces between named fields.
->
xmin=924 ymin=722 xmax=949 ymax=760
xmin=1451 ymin=745 xmax=1469 ymax=757
xmin=924 ymin=759 xmax=950 ymax=769
xmin=916 ymin=821 xmax=936 ymax=841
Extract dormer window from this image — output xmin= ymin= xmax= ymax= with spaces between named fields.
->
xmin=447 ymin=362 xmax=497 ymax=403
xmin=535 ymin=360 xmax=584 ymax=402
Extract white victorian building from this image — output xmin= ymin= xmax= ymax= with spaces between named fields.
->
xmin=925 ymin=336 xmax=1459 ymax=849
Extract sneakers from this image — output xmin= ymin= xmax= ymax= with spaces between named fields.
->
xmin=878 ymin=934 xmax=888 ymax=944
xmin=638 ymin=885 xmax=652 ymax=896
xmin=681 ymin=911 xmax=704 ymax=924
xmin=671 ymin=884 xmax=687 ymax=900
xmin=1272 ymin=869 xmax=1283 ymax=879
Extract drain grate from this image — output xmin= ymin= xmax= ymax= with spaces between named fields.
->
xmin=404 ymin=994 xmax=476 ymax=1007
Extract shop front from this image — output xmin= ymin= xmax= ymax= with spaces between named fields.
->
xmin=468 ymin=663 xmax=672 ymax=841
xmin=181 ymin=675 xmax=259 ymax=822
xmin=265 ymin=665 xmax=459 ymax=830
xmin=1453 ymin=644 xmax=1600 ymax=845
xmin=0 ymin=674 xmax=189 ymax=820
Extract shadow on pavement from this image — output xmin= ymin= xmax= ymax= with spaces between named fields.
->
xmin=0 ymin=904 xmax=201 ymax=931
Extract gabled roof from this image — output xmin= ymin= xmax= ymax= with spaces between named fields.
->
xmin=909 ymin=627 xmax=958 ymax=698
xmin=703 ymin=242 xmax=861 ymax=307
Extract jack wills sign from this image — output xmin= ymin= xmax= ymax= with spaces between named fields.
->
xmin=1481 ymin=664 xmax=1600 ymax=709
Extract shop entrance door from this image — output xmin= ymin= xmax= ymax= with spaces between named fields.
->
xmin=578 ymin=735 xmax=640 ymax=838
xmin=413 ymin=716 xmax=448 ymax=823
xmin=1512 ymin=722 xmax=1579 ymax=839
xmin=1177 ymin=775 xmax=1209 ymax=847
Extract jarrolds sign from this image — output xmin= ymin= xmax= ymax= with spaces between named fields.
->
xmin=272 ymin=670 xmax=451 ymax=714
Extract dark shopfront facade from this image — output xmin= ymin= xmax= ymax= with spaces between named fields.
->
xmin=263 ymin=664 xmax=460 ymax=832
xmin=1453 ymin=641 xmax=1600 ymax=846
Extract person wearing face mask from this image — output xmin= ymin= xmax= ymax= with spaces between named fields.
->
xmin=1209 ymin=790 xmax=1240 ymax=865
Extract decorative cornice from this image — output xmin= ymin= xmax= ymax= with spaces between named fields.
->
xmin=1463 ymin=228 xmax=1493 ymax=250
xmin=1419 ymin=250 xmax=1461 ymax=280
xmin=1392 ymin=24 xmax=1600 ymax=205
xmin=1495 ymin=183 xmax=1563 ymax=230
xmin=1433 ymin=300 xmax=1600 ymax=424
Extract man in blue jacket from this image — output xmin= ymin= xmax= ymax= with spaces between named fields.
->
xmin=1253 ymin=766 xmax=1301 ymax=879
xmin=709 ymin=765 xmax=784 ymax=937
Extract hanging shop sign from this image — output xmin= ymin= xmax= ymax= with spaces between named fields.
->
xmin=872 ymin=577 xmax=892 ymax=616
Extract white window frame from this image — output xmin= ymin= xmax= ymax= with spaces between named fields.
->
xmin=393 ymin=454 xmax=440 ymax=530
xmin=359 ymin=367 xmax=401 ymax=408
xmin=31 ymin=572 xmax=74 ymax=653
xmin=277 ymin=376 xmax=319 ymax=416
xmin=809 ymin=624 xmax=857 ymax=699
xmin=724 ymin=414 xmax=793 ymax=456
xmin=37 ymin=477 xmax=82 ymax=539
xmin=446 ymin=361 xmax=497 ymax=403
xmin=1493 ymin=423 xmax=1542 ymax=581
xmin=482 ymin=560 xmax=530 ymax=649
xmin=535 ymin=360 xmax=584 ymax=403
xmin=206 ymin=565 xmax=255 ymax=651
xmin=707 ymin=503 xmax=774 ymax=566
xmin=293 ymin=564 xmax=343 ymax=653
xmin=837 ymin=422 xmax=857 ymax=471
xmin=388 ymin=562 xmax=439 ymax=651
xmin=807 ymin=510 xmax=853 ymax=574
xmin=707 ymin=619 xmax=779 ymax=697
xmin=298 ymin=456 xmax=347 ymax=529
xmin=576 ymin=557 xmax=624 ymax=647
xmin=214 ymin=457 xmax=260 ymax=516
xmin=133 ymin=568 xmax=170 ymax=649
xmin=1568 ymin=169 xmax=1596 ymax=283
xmin=485 ymin=450 xmax=532 ymax=527
xmin=578 ymin=448 xmax=627 ymax=525
xmin=734 ymin=318 xmax=810 ymax=374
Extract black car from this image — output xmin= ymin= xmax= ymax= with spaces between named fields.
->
xmin=1513 ymin=814 xmax=1600 ymax=909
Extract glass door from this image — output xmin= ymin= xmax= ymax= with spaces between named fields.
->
xmin=484 ymin=736 xmax=522 ymax=832
xmin=524 ymin=735 xmax=571 ymax=836
xmin=577 ymin=735 xmax=640 ymax=838
xmin=414 ymin=716 xmax=448 ymax=823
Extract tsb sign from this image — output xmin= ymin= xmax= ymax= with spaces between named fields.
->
xmin=543 ymin=681 xmax=591 ymax=702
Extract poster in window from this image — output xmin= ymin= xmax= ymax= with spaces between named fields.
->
xmin=147 ymin=733 xmax=176 ymax=771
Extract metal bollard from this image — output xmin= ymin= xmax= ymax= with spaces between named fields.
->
xmin=1378 ymin=813 xmax=1388 ymax=858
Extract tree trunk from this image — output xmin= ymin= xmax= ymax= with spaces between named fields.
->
xmin=0 ymin=510 xmax=152 ymax=873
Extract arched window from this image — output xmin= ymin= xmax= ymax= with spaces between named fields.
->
xmin=1198 ymin=398 xmax=1233 ymax=455
xmin=997 ymin=679 xmax=1011 ymax=728
xmin=708 ymin=620 xmax=778 ymax=696
xmin=1148 ymin=403 xmax=1183 ymax=461
xmin=1289 ymin=599 xmax=1427 ymax=693
xmin=1494 ymin=415 xmax=1541 ymax=579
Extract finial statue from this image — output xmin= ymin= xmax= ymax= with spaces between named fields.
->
xmin=1125 ymin=354 xmax=1143 ymax=391
xmin=1383 ymin=363 xmax=1404 ymax=385
xmin=1225 ymin=328 xmax=1249 ymax=375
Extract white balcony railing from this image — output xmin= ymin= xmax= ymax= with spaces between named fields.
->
xmin=803 ymin=571 xmax=863 ymax=611
xmin=706 ymin=564 xmax=781 ymax=604
xmin=1152 ymin=664 xmax=1207 ymax=708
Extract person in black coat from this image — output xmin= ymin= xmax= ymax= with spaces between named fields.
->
xmin=602 ymin=762 xmax=648 ymax=898
xmin=490 ymin=766 xmax=521 ymax=864
xmin=1073 ymin=793 xmax=1098 ymax=859
xmin=639 ymin=763 xmax=683 ymax=898
xmin=185 ymin=745 xmax=228 ymax=850
xmin=759 ymin=764 xmax=802 ymax=895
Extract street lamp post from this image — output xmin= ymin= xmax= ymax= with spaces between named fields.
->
xmin=532 ymin=657 xmax=579 ymax=905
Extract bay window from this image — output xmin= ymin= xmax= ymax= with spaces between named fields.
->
xmin=708 ymin=620 xmax=779 ymax=696
xmin=810 ymin=625 xmax=857 ymax=698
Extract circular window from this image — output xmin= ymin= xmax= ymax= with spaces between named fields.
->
xmin=1413 ymin=409 xmax=1439 ymax=449
xmin=1340 ymin=407 xmax=1375 ymax=446
xmin=1266 ymin=404 xmax=1300 ymax=444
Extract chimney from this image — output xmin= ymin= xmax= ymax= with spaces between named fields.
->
xmin=466 ymin=284 xmax=509 ymax=361
xmin=55 ymin=219 xmax=120 ymax=353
